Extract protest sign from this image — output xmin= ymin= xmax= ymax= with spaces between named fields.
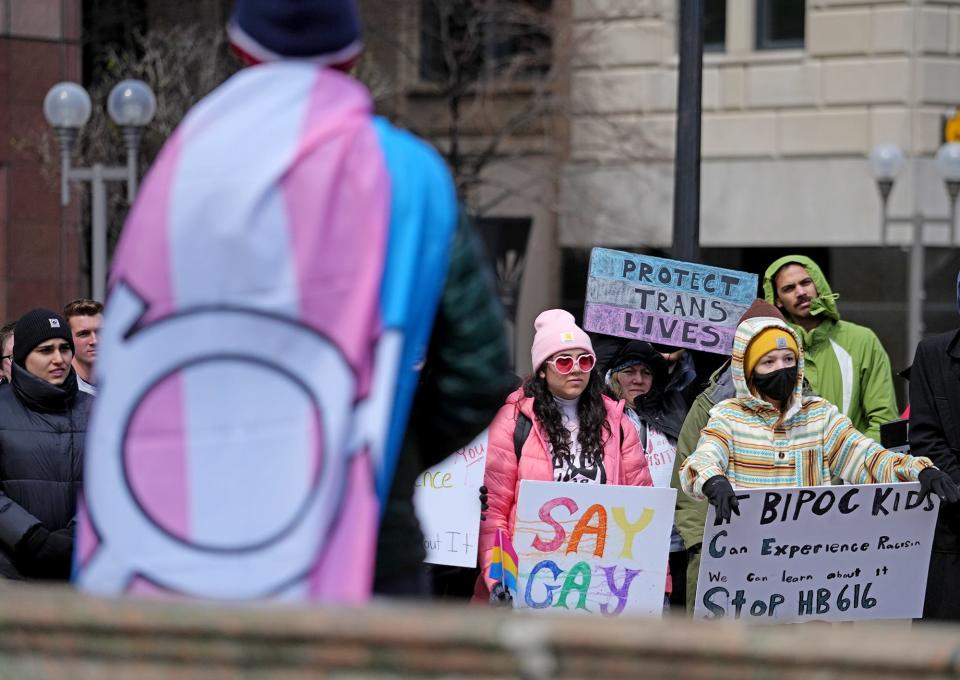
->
xmin=513 ymin=480 xmax=675 ymax=616
xmin=694 ymin=483 xmax=938 ymax=623
xmin=414 ymin=430 xmax=488 ymax=568
xmin=583 ymin=248 xmax=758 ymax=354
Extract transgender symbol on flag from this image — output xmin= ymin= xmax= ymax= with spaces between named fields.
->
xmin=77 ymin=284 xmax=395 ymax=599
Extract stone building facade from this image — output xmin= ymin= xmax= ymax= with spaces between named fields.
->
xmin=369 ymin=1 xmax=960 ymax=376
xmin=564 ymin=0 xmax=960 ymax=376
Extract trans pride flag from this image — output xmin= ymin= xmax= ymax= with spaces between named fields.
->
xmin=489 ymin=529 xmax=519 ymax=600
xmin=74 ymin=63 xmax=456 ymax=602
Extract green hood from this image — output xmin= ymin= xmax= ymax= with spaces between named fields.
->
xmin=762 ymin=254 xmax=840 ymax=323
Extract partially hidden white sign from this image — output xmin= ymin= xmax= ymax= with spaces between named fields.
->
xmin=694 ymin=483 xmax=938 ymax=623
xmin=514 ymin=480 xmax=675 ymax=617
xmin=414 ymin=430 xmax=488 ymax=568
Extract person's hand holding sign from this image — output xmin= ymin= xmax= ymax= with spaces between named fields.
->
xmin=703 ymin=475 xmax=740 ymax=524
xmin=918 ymin=468 xmax=960 ymax=504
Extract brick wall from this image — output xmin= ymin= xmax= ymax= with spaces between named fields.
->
xmin=0 ymin=585 xmax=959 ymax=678
xmin=0 ymin=0 xmax=83 ymax=321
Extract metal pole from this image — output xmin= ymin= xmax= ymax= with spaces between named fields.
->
xmin=122 ymin=126 xmax=143 ymax=202
xmin=877 ymin=180 xmax=892 ymax=245
xmin=907 ymin=214 xmax=924 ymax=366
xmin=55 ymin=129 xmax=77 ymax=207
xmin=672 ymin=0 xmax=703 ymax=263
xmin=91 ymin=164 xmax=108 ymax=303
xmin=947 ymin=180 xmax=959 ymax=244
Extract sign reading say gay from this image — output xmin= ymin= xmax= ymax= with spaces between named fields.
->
xmin=513 ymin=481 xmax=675 ymax=617
xmin=583 ymin=248 xmax=758 ymax=354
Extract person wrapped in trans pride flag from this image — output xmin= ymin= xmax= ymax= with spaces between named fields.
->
xmin=74 ymin=0 xmax=513 ymax=602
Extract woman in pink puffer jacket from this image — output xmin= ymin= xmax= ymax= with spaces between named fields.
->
xmin=474 ymin=310 xmax=654 ymax=602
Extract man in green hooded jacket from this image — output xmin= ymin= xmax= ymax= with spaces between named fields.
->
xmin=762 ymin=254 xmax=898 ymax=443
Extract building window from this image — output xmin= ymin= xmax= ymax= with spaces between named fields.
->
xmin=419 ymin=0 xmax=552 ymax=83
xmin=676 ymin=0 xmax=726 ymax=53
xmin=756 ymin=0 xmax=805 ymax=50
xmin=704 ymin=0 xmax=727 ymax=52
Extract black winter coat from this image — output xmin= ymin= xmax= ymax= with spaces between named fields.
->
xmin=909 ymin=329 xmax=960 ymax=619
xmin=0 ymin=364 xmax=90 ymax=579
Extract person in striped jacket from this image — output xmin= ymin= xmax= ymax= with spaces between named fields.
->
xmin=680 ymin=316 xmax=959 ymax=520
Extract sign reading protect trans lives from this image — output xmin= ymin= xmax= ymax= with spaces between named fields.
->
xmin=583 ymin=248 xmax=758 ymax=355
xmin=694 ymin=484 xmax=938 ymax=623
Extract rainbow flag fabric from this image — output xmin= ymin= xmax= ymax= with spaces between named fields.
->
xmin=488 ymin=529 xmax=519 ymax=597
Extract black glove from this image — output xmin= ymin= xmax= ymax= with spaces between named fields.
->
xmin=702 ymin=475 xmax=740 ymax=524
xmin=479 ymin=485 xmax=489 ymax=521
xmin=918 ymin=467 xmax=960 ymax=504
xmin=489 ymin=581 xmax=513 ymax=607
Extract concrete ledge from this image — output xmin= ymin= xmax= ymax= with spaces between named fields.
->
xmin=1 ymin=585 xmax=960 ymax=678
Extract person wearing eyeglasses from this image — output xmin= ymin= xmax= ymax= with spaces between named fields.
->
xmin=0 ymin=309 xmax=91 ymax=580
xmin=474 ymin=309 xmax=652 ymax=603
xmin=0 ymin=321 xmax=15 ymax=385
xmin=606 ymin=341 xmax=688 ymax=488
xmin=605 ymin=339 xmax=690 ymax=607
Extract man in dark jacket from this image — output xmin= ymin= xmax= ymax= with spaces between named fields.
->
xmin=0 ymin=308 xmax=90 ymax=579
xmin=909 ymin=273 xmax=960 ymax=621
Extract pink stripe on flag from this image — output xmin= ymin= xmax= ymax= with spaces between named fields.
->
xmin=123 ymin=372 xmax=191 ymax=541
xmin=308 ymin=451 xmax=378 ymax=601
xmin=281 ymin=69 xmax=389 ymax=397
xmin=127 ymin=576 xmax=175 ymax=597
xmin=74 ymin=496 xmax=98 ymax=569
xmin=499 ymin=529 xmax=518 ymax=567
xmin=109 ymin=131 xmax=183 ymax=324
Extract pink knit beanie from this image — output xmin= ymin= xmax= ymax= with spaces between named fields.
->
xmin=531 ymin=309 xmax=594 ymax=372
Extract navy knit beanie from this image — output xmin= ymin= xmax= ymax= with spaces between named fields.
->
xmin=227 ymin=0 xmax=363 ymax=65
xmin=13 ymin=308 xmax=74 ymax=367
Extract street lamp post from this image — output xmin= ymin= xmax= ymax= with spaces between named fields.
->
xmin=43 ymin=80 xmax=157 ymax=302
xmin=869 ymin=142 xmax=960 ymax=365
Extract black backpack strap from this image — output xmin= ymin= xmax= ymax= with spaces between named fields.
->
xmin=514 ymin=413 xmax=532 ymax=462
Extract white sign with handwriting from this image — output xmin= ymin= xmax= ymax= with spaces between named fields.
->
xmin=694 ymin=483 xmax=938 ymax=623
xmin=414 ymin=429 xmax=488 ymax=567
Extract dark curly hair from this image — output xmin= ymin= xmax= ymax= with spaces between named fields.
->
xmin=523 ymin=369 xmax=611 ymax=469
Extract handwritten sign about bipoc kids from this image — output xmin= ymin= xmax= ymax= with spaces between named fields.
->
xmin=583 ymin=248 xmax=758 ymax=355
xmin=413 ymin=430 xmax=488 ymax=568
xmin=513 ymin=481 xmax=675 ymax=617
xmin=694 ymin=483 xmax=939 ymax=623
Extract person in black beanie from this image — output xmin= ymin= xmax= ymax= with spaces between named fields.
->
xmin=0 ymin=308 xmax=91 ymax=579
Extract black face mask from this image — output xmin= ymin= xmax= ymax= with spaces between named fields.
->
xmin=751 ymin=365 xmax=798 ymax=404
